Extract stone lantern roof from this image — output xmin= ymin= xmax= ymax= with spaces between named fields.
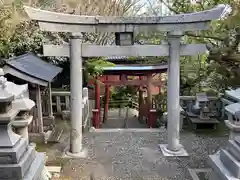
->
xmin=12 ymin=98 xmax=35 ymax=111
xmin=225 ymin=88 xmax=240 ymax=102
xmin=225 ymin=103 xmax=240 ymax=115
xmin=0 ymin=68 xmax=28 ymax=102
xmin=0 ymin=68 xmax=14 ymax=103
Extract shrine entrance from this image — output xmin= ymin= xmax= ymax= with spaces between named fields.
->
xmin=92 ymin=63 xmax=167 ymax=129
xmin=24 ymin=5 xmax=227 ymax=157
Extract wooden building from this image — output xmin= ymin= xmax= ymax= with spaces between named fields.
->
xmin=3 ymin=52 xmax=62 ymax=133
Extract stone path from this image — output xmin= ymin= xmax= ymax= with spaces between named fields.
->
xmin=101 ymin=108 xmax=147 ymax=129
xmin=38 ymin=120 xmax=229 ymax=180
xmin=101 ymin=117 xmax=148 ymax=129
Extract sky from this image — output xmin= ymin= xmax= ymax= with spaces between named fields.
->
xmin=137 ymin=0 xmax=171 ymax=16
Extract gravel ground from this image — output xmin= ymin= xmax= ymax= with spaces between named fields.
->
xmin=56 ymin=129 xmax=228 ymax=180
xmin=38 ymin=114 xmax=229 ymax=180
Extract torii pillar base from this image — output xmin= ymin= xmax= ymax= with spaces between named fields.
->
xmin=64 ymin=148 xmax=88 ymax=159
xmin=159 ymin=144 xmax=188 ymax=157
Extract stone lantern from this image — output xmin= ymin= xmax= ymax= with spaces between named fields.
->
xmin=208 ymin=102 xmax=240 ymax=180
xmin=193 ymin=92 xmax=211 ymax=120
xmin=224 ymin=103 xmax=240 ymax=140
xmin=0 ymin=69 xmax=44 ymax=180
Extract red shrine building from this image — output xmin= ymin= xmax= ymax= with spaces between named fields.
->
xmin=88 ymin=60 xmax=168 ymax=129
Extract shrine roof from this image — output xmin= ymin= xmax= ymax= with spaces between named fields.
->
xmin=102 ymin=63 xmax=168 ymax=71
xmin=3 ymin=52 xmax=62 ymax=86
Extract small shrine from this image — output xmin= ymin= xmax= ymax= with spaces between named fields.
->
xmin=3 ymin=52 xmax=62 ymax=142
xmin=186 ymin=92 xmax=219 ymax=130
xmin=0 ymin=68 xmax=45 ymax=179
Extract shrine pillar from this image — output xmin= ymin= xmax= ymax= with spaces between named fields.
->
xmin=48 ymin=82 xmax=53 ymax=118
xmin=159 ymin=31 xmax=188 ymax=156
xmin=138 ymin=88 xmax=144 ymax=123
xmin=67 ymin=35 xmax=86 ymax=157
xmin=138 ymin=76 xmax=143 ymax=122
xmin=36 ymin=84 xmax=43 ymax=133
xmin=118 ymin=74 xmax=127 ymax=116
xmin=94 ymin=77 xmax=101 ymax=128
xmin=103 ymin=76 xmax=110 ymax=123
xmin=147 ymin=74 xmax=153 ymax=127
xmin=167 ymin=32 xmax=181 ymax=151
xmin=158 ymin=74 xmax=162 ymax=94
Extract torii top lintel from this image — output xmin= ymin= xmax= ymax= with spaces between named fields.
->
xmin=24 ymin=5 xmax=228 ymax=33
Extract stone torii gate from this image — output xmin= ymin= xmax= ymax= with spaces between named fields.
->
xmin=24 ymin=5 xmax=227 ymax=157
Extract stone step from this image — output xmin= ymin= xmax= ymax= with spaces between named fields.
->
xmin=235 ymin=136 xmax=240 ymax=146
xmin=23 ymin=152 xmax=45 ymax=180
xmin=0 ymin=144 xmax=36 ymax=180
xmin=209 ymin=151 xmax=233 ymax=180
xmin=227 ymin=140 xmax=240 ymax=161
xmin=219 ymin=149 xmax=240 ymax=178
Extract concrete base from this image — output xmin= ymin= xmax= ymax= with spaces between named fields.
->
xmin=63 ymin=148 xmax=88 ymax=159
xmin=208 ymin=151 xmax=236 ymax=180
xmin=159 ymin=144 xmax=188 ymax=157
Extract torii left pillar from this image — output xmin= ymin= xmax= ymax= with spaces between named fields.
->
xmin=66 ymin=35 xmax=87 ymax=157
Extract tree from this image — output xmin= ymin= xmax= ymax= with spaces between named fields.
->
xmin=161 ymin=0 xmax=240 ymax=92
xmin=0 ymin=0 xmax=142 ymax=88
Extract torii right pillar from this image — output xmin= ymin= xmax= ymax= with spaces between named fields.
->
xmin=159 ymin=31 xmax=188 ymax=156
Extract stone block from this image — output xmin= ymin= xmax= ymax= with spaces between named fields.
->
xmin=208 ymin=151 xmax=233 ymax=180
xmin=219 ymin=149 xmax=240 ymax=178
xmin=234 ymin=136 xmax=240 ymax=146
xmin=0 ymin=138 xmax=28 ymax=164
xmin=227 ymin=140 xmax=240 ymax=161
xmin=23 ymin=152 xmax=45 ymax=180
xmin=0 ymin=125 xmax=21 ymax=148
xmin=0 ymin=145 xmax=36 ymax=180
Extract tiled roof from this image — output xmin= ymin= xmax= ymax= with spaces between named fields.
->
xmin=5 ymin=52 xmax=62 ymax=82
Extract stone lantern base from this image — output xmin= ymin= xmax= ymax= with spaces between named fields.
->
xmin=0 ymin=124 xmax=44 ymax=180
xmin=0 ymin=136 xmax=45 ymax=180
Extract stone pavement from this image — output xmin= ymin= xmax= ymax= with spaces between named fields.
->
xmin=48 ymin=128 xmax=228 ymax=180
xmin=101 ymin=108 xmax=147 ymax=129
xmin=101 ymin=117 xmax=147 ymax=129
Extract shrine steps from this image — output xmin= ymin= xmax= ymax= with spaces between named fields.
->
xmin=209 ymin=137 xmax=240 ymax=180
xmin=219 ymin=149 xmax=240 ymax=178
xmin=227 ymin=140 xmax=240 ymax=161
